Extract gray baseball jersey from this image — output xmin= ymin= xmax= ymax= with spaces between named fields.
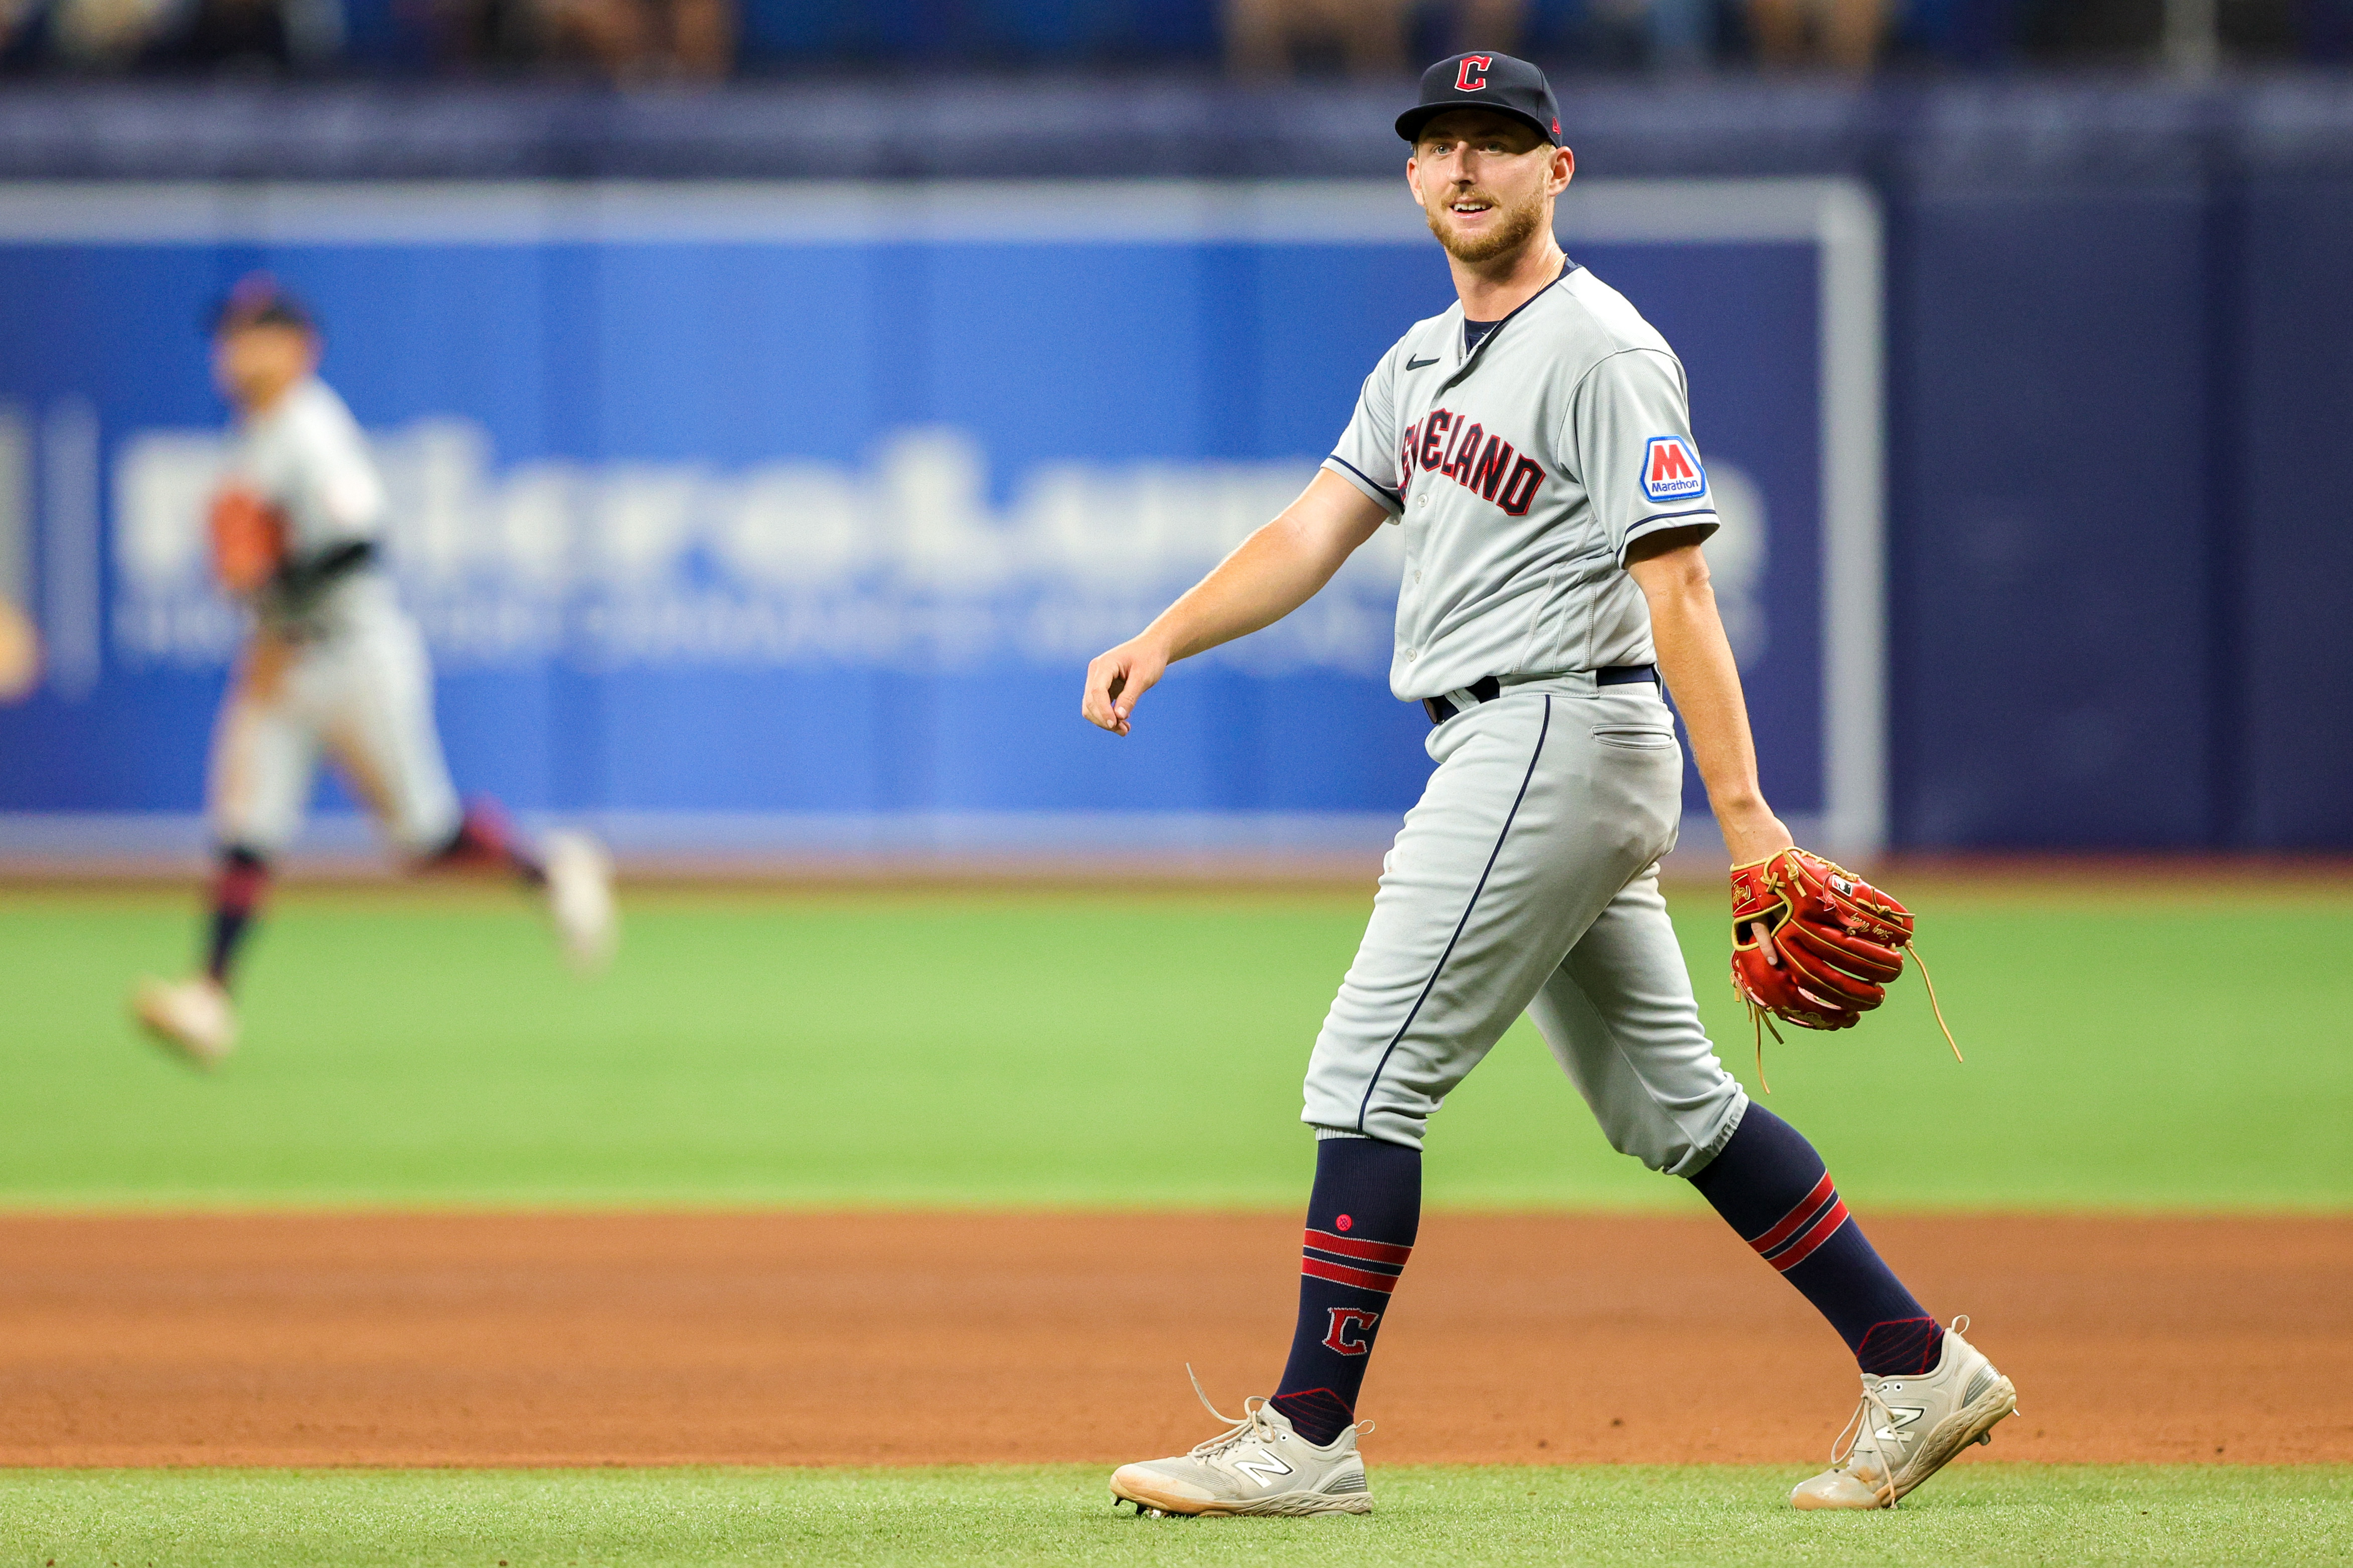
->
xmin=230 ymin=377 xmax=392 ymax=638
xmin=209 ymin=377 xmax=461 ymax=856
xmin=1297 ymin=260 xmax=1747 ymax=1165
xmin=1322 ymin=261 xmax=1720 ymax=703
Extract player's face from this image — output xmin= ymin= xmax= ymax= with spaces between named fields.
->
xmin=211 ymin=323 xmax=319 ymax=413
xmin=1409 ymin=110 xmax=1572 ymax=266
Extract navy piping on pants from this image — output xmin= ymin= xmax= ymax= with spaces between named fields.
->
xmin=1355 ymin=695 xmax=1553 ymax=1133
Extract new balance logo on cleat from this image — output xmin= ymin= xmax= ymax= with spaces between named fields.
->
xmin=1873 ymin=1405 xmax=1926 ymax=1444
xmin=1109 ymin=1374 xmax=1374 ymax=1519
xmin=1231 ymin=1449 xmax=1294 ymax=1487
xmin=1792 ymin=1319 xmax=2017 ymax=1511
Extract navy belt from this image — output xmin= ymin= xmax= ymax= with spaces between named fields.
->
xmin=1423 ymin=664 xmax=1657 ymax=726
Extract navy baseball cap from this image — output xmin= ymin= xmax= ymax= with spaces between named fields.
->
xmin=209 ymin=272 xmax=316 ymax=336
xmin=1395 ymin=52 xmax=1564 ymax=148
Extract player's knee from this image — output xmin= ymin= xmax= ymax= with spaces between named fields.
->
xmin=1599 ymin=1106 xmax=1740 ymax=1178
xmin=1599 ymin=1116 xmax=1683 ymax=1172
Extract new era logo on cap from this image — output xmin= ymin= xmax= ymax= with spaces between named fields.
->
xmin=1641 ymin=436 xmax=1707 ymax=502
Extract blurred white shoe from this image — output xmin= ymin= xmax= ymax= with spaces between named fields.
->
xmin=544 ymin=829 xmax=617 ymax=973
xmin=131 ymin=975 xmax=237 ymax=1069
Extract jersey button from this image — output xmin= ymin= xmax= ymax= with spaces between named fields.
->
xmin=1416 ymin=492 xmax=1428 ymax=508
xmin=1405 ymin=649 xmax=1418 ymax=661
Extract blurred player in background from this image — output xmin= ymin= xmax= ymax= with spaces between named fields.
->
xmin=131 ymin=276 xmax=616 ymax=1069
xmin=0 ymin=598 xmax=37 ymax=703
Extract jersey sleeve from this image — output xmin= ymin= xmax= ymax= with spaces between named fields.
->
xmin=1570 ymin=347 xmax=1721 ymax=566
xmin=1320 ymin=352 xmax=1406 ymax=520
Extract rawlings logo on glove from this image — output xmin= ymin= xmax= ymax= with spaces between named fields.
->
xmin=1730 ymin=847 xmax=1959 ymax=1089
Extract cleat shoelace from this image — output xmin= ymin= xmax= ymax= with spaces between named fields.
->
xmin=1182 ymin=1363 xmax=1281 ymax=1459
xmin=1821 ymin=1314 xmax=1972 ymax=1508
xmin=1179 ymin=1363 xmax=1374 ymax=1462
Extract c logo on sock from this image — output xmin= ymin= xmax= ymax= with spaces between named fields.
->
xmin=1322 ymin=1307 xmax=1380 ymax=1355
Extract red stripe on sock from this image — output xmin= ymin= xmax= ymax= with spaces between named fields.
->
xmin=1749 ymin=1172 xmax=1837 ymax=1255
xmin=1758 ymin=1187 xmax=1841 ymax=1263
xmin=1301 ymin=1256 xmax=1402 ymax=1294
xmin=1304 ymin=1228 xmax=1414 ymax=1265
xmin=1769 ymin=1199 xmax=1850 ymax=1273
xmin=213 ymin=861 xmax=267 ymax=916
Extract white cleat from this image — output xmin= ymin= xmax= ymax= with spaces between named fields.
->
xmin=131 ymin=976 xmax=238 ymax=1070
xmin=1792 ymin=1316 xmax=2017 ymax=1510
xmin=543 ymin=829 xmax=617 ymax=974
xmin=1110 ymin=1372 xmax=1372 ymax=1519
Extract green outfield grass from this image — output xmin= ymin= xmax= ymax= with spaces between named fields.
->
xmin=1 ymin=883 xmax=2347 ymax=1209
xmin=0 ymin=1465 xmax=2345 ymax=1566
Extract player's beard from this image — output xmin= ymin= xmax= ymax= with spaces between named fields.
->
xmin=1426 ymin=183 xmax=1547 ymax=265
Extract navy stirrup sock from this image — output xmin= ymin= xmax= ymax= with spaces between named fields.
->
xmin=1690 ymin=1105 xmax=1941 ymax=1377
xmin=426 ymin=799 xmax=545 ymax=886
xmin=1269 ymin=1135 xmax=1422 ymax=1446
xmin=206 ymin=845 xmax=270 ymax=988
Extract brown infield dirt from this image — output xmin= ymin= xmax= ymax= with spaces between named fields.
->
xmin=0 ymin=1212 xmax=2345 ymax=1469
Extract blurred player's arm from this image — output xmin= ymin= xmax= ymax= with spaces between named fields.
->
xmin=1082 ymin=470 xmax=1387 ymax=736
xmin=1626 ymin=530 xmax=1794 ymax=867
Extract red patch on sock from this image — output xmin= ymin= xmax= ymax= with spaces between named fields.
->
xmin=1856 ymin=1316 xmax=1943 ymax=1376
xmin=1335 ymin=1214 xmax=1352 ymax=1231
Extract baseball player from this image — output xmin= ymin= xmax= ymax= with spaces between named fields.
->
xmin=1083 ymin=55 xmax=2015 ymax=1516
xmin=132 ymin=277 xmax=616 ymax=1069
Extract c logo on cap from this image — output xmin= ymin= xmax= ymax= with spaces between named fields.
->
xmin=1455 ymin=55 xmax=1493 ymax=91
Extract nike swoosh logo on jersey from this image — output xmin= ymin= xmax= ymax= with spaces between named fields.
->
xmin=1405 ymin=356 xmax=1441 ymax=370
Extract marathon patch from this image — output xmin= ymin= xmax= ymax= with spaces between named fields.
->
xmin=1641 ymin=436 xmax=1707 ymax=502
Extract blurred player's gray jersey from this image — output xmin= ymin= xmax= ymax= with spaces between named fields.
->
xmin=211 ymin=376 xmax=461 ymax=857
xmin=1323 ymin=264 xmax=1720 ymax=702
xmin=229 ymin=377 xmax=396 ymax=638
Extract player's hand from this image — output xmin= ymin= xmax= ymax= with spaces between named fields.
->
xmin=1082 ymin=637 xmax=1170 ymax=737
xmin=1719 ymin=803 xmax=1795 ymax=871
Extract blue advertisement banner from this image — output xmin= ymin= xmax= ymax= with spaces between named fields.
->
xmin=0 ymin=182 xmax=1878 ymax=857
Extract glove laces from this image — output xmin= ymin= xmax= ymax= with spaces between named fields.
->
xmin=1902 ymin=937 xmax=1964 ymax=1065
xmin=1733 ymin=914 xmax=1965 ymax=1097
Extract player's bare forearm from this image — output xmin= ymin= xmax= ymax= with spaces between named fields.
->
xmin=1626 ymin=535 xmax=1793 ymax=866
xmin=1082 ymin=471 xmax=1387 ymax=735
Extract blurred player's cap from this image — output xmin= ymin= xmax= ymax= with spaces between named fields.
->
xmin=210 ymin=273 xmax=316 ymax=336
xmin=1396 ymin=53 xmax=1564 ymax=148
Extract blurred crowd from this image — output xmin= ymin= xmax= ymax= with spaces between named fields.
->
xmin=0 ymin=0 xmax=2343 ymax=79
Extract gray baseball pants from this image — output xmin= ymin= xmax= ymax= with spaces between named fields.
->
xmin=1301 ymin=674 xmax=1749 ymax=1175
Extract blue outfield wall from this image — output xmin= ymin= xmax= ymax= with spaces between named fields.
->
xmin=0 ymin=184 xmax=1858 ymax=855
xmin=1886 ymin=159 xmax=2353 ymax=850
xmin=0 ymin=80 xmax=2349 ymax=851
xmin=2234 ymin=173 xmax=2353 ymax=848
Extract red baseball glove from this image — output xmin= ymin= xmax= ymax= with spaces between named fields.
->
xmin=1729 ymin=847 xmax=1958 ymax=1089
xmin=208 ymin=486 xmax=286 ymax=596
